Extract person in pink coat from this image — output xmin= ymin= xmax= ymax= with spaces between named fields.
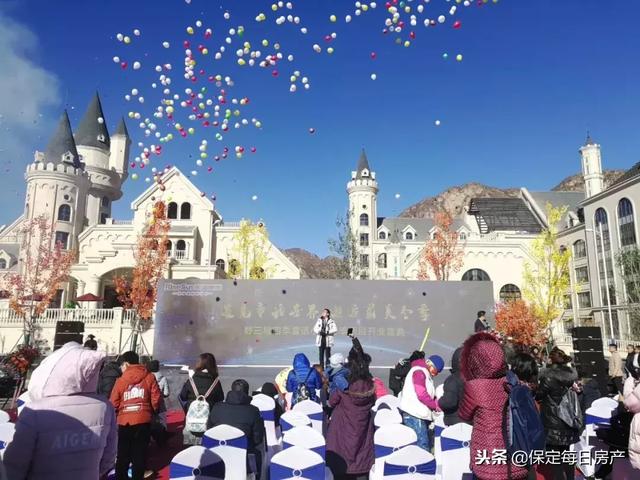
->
xmin=4 ymin=342 xmax=117 ymax=480
xmin=615 ymin=371 xmax=640 ymax=477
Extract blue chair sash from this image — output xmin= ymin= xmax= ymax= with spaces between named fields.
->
xmin=434 ymin=425 xmax=444 ymax=437
xmin=0 ymin=441 xmax=5 ymax=450
xmin=383 ymin=459 xmax=436 ymax=476
xmin=169 ymin=461 xmax=225 ymax=479
xmin=260 ymin=409 xmax=276 ymax=422
xmin=307 ymin=411 xmax=323 ymax=422
xmin=283 ymin=441 xmax=325 ymax=458
xmin=586 ymin=414 xmax=610 ymax=426
xmin=375 ymin=441 xmax=416 ymax=458
xmin=440 ymin=436 xmax=470 ymax=452
xmin=281 ymin=417 xmax=308 ymax=432
xmin=202 ymin=435 xmax=247 ymax=450
xmin=271 ymin=462 xmax=325 ymax=480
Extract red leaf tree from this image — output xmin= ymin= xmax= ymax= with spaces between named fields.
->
xmin=2 ymin=215 xmax=76 ymax=347
xmin=495 ymin=299 xmax=546 ymax=347
xmin=417 ymin=211 xmax=465 ymax=280
xmin=114 ymin=201 xmax=170 ymax=351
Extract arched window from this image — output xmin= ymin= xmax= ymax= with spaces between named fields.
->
xmin=101 ymin=196 xmax=110 ymax=207
xmin=0 ymin=259 xmax=6 ymax=269
xmin=360 ymin=213 xmax=369 ymax=227
xmin=215 ymin=259 xmax=226 ymax=272
xmin=595 ymin=208 xmax=611 ymax=250
xmin=459 ymin=231 xmax=467 ymax=240
xmin=573 ymin=239 xmax=586 ymax=259
xmin=176 ymin=240 xmax=186 ymax=251
xmin=57 ymin=204 xmax=71 ymax=222
xmin=180 ymin=202 xmax=191 ymax=220
xmin=168 ymin=202 xmax=178 ymax=219
xmin=499 ymin=284 xmax=521 ymax=302
xmin=405 ymin=232 xmax=414 ymax=241
xmin=462 ymin=269 xmax=491 ymax=281
xmin=618 ymin=198 xmax=637 ymax=247
xmin=377 ymin=253 xmax=387 ymax=268
xmin=379 ymin=231 xmax=387 ymax=240
xmin=165 ymin=240 xmax=172 ymax=251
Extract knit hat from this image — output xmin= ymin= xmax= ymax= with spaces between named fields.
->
xmin=427 ymin=355 xmax=445 ymax=374
xmin=329 ymin=353 xmax=345 ymax=369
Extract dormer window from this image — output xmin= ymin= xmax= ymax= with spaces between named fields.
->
xmin=405 ymin=232 xmax=414 ymax=241
xmin=97 ymin=134 xmax=106 ymax=143
xmin=361 ymin=169 xmax=369 ymax=177
xmin=62 ymin=151 xmax=74 ymax=163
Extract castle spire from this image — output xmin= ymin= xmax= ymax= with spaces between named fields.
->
xmin=45 ymin=110 xmax=81 ymax=168
xmin=75 ymin=92 xmax=110 ymax=149
xmin=356 ymin=148 xmax=371 ymax=179
xmin=114 ymin=117 xmax=129 ymax=138
xmin=584 ymin=131 xmax=595 ymax=146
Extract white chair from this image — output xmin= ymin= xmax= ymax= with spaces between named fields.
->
xmin=0 ymin=423 xmax=15 ymax=458
xmin=373 ymin=394 xmax=401 ymax=412
xmin=440 ymin=423 xmax=472 ymax=480
xmin=432 ymin=415 xmax=446 ymax=479
xmin=270 ymin=445 xmax=327 ymax=480
xmin=251 ymin=393 xmax=281 ymax=448
xmin=283 ymin=425 xmax=326 ymax=458
xmin=281 ymin=410 xmax=312 ymax=433
xmin=169 ymin=445 xmax=225 ymax=479
xmin=0 ymin=411 xmax=10 ymax=424
xmin=591 ymin=397 xmax=618 ymax=411
xmin=382 ymin=445 xmax=437 ymax=479
xmin=584 ymin=405 xmax=615 ymax=438
xmin=371 ymin=424 xmax=418 ymax=480
xmin=202 ymin=425 xmax=248 ymax=480
xmin=293 ymin=399 xmax=323 ymax=434
xmin=374 ymin=407 xmax=402 ymax=429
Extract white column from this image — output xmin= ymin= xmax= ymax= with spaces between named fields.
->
xmin=85 ymin=275 xmax=102 ymax=309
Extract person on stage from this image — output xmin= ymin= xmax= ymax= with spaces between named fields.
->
xmin=474 ymin=310 xmax=489 ymax=333
xmin=314 ymin=308 xmax=338 ymax=368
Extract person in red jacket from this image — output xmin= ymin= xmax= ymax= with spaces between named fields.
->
xmin=110 ymin=351 xmax=161 ymax=480
xmin=458 ymin=332 xmax=529 ymax=480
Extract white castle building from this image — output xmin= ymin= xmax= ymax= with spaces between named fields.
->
xmin=0 ymin=94 xmax=299 ymax=313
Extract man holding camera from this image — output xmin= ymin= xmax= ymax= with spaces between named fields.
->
xmin=314 ymin=308 xmax=338 ymax=368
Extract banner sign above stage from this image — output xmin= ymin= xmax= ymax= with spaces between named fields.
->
xmin=154 ymin=279 xmax=494 ymax=367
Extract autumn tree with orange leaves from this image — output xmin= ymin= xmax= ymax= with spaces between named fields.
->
xmin=495 ymin=299 xmax=547 ymax=347
xmin=2 ymin=215 xmax=76 ymax=347
xmin=114 ymin=201 xmax=170 ymax=351
xmin=417 ymin=211 xmax=465 ymax=281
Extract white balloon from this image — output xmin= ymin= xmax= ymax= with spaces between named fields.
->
xmin=133 ymin=29 xmax=141 ymax=36
xmin=162 ymin=41 xmax=170 ymax=48
xmin=370 ymin=73 xmax=377 ymax=80
xmin=133 ymin=61 xmax=141 ymax=70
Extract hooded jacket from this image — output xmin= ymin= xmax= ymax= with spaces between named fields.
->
xmin=286 ymin=353 xmax=322 ymax=404
xmin=110 ymin=364 xmax=161 ymax=426
xmin=458 ymin=332 xmax=528 ymax=480
xmin=4 ymin=343 xmax=117 ymax=480
xmin=623 ymin=376 xmax=640 ymax=469
xmin=537 ymin=363 xmax=581 ymax=446
xmin=438 ymin=347 xmax=467 ymax=426
xmin=96 ymin=360 xmax=121 ymax=398
xmin=327 ymin=365 xmax=349 ymax=396
xmin=207 ymin=390 xmax=265 ymax=452
xmin=326 ymin=379 xmax=376 ymax=475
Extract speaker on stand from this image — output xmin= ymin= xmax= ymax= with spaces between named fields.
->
xmin=54 ymin=321 xmax=85 ymax=350
xmin=571 ymin=326 xmax=608 ymax=392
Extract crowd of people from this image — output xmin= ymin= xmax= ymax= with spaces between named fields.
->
xmin=2 ymin=324 xmax=640 ymax=480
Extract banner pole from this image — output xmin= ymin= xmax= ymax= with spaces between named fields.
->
xmin=419 ymin=327 xmax=431 ymax=351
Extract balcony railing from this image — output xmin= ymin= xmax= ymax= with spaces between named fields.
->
xmin=0 ymin=308 xmax=136 ymax=326
xmin=170 ymin=249 xmax=188 ymax=260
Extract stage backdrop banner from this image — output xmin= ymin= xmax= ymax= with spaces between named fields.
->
xmin=153 ymin=279 xmax=494 ymax=367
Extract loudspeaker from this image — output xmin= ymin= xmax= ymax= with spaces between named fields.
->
xmin=572 ymin=326 xmax=602 ymax=340
xmin=572 ymin=338 xmax=603 ymax=353
xmin=574 ymin=351 xmax=605 ymax=366
xmin=54 ymin=321 xmax=84 ymax=350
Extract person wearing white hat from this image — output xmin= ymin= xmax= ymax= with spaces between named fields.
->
xmin=327 ymin=353 xmax=349 ymax=397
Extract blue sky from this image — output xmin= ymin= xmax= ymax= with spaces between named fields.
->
xmin=0 ymin=0 xmax=639 ymax=256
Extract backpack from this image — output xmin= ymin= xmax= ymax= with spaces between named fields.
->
xmin=388 ymin=359 xmax=411 ymax=396
xmin=293 ymin=369 xmax=315 ymax=404
xmin=502 ymin=371 xmax=545 ymax=471
xmin=185 ymin=376 xmax=219 ymax=434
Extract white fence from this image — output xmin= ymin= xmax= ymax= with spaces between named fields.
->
xmin=0 ymin=308 xmax=153 ymax=356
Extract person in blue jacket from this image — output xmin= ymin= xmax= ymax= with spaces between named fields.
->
xmin=286 ymin=353 xmax=323 ymax=405
xmin=326 ymin=353 xmax=350 ymax=397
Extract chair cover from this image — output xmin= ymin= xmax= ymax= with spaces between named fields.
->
xmin=270 ymin=446 xmax=326 ymax=480
xmin=252 ymin=393 xmax=281 ymax=447
xmin=281 ymin=410 xmax=312 ymax=433
xmin=373 ymin=394 xmax=401 ymax=412
xmin=585 ymin=405 xmax=615 ymax=429
xmin=374 ymin=407 xmax=403 ymax=429
xmin=382 ymin=445 xmax=437 ymax=479
xmin=370 ymin=424 xmax=418 ymax=480
xmin=591 ymin=397 xmax=618 ymax=411
xmin=283 ymin=425 xmax=326 ymax=458
xmin=0 ymin=423 xmax=15 ymax=458
xmin=432 ymin=415 xmax=446 ymax=479
xmin=293 ymin=400 xmax=324 ymax=434
xmin=169 ymin=446 xmax=225 ymax=480
xmin=16 ymin=391 xmax=29 ymax=416
xmin=440 ymin=423 xmax=472 ymax=479
xmin=202 ymin=425 xmax=247 ymax=480
xmin=0 ymin=411 xmax=9 ymax=424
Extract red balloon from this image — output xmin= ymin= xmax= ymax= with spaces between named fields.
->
xmin=272 ymin=70 xmax=279 ymax=77
xmin=250 ymin=147 xmax=257 ymax=153
xmin=183 ymin=41 xmax=191 ymax=49
xmin=120 ymin=61 xmax=128 ymax=69
xmin=207 ymin=166 xmax=213 ymax=172
xmin=370 ymin=52 xmax=377 ymax=59
xmin=453 ymin=21 xmax=462 ymax=29
xmin=130 ymin=162 xmax=136 ymax=168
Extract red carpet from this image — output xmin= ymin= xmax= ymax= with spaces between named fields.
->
xmin=147 ymin=409 xmax=185 ymax=480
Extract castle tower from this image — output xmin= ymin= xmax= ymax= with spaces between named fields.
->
xmin=75 ymin=93 xmax=129 ymax=225
xmin=25 ymin=111 xmax=90 ymax=252
xmin=347 ymin=149 xmax=378 ymax=278
xmin=580 ymin=133 xmax=604 ymax=198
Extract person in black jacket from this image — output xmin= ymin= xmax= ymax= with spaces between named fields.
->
xmin=473 ymin=310 xmax=489 ymax=333
xmin=97 ymin=357 xmax=121 ymax=397
xmin=537 ymin=348 xmax=582 ymax=480
xmin=438 ymin=347 xmax=466 ymax=426
xmin=209 ymin=379 xmax=265 ymax=479
xmin=179 ymin=352 xmax=225 ymax=412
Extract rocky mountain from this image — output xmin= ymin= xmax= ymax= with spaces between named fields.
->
xmin=551 ymin=170 xmax=624 ymax=192
xmin=283 ymin=248 xmax=341 ymax=279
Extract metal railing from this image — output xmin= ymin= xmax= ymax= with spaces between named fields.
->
xmin=0 ymin=308 xmax=134 ymax=326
